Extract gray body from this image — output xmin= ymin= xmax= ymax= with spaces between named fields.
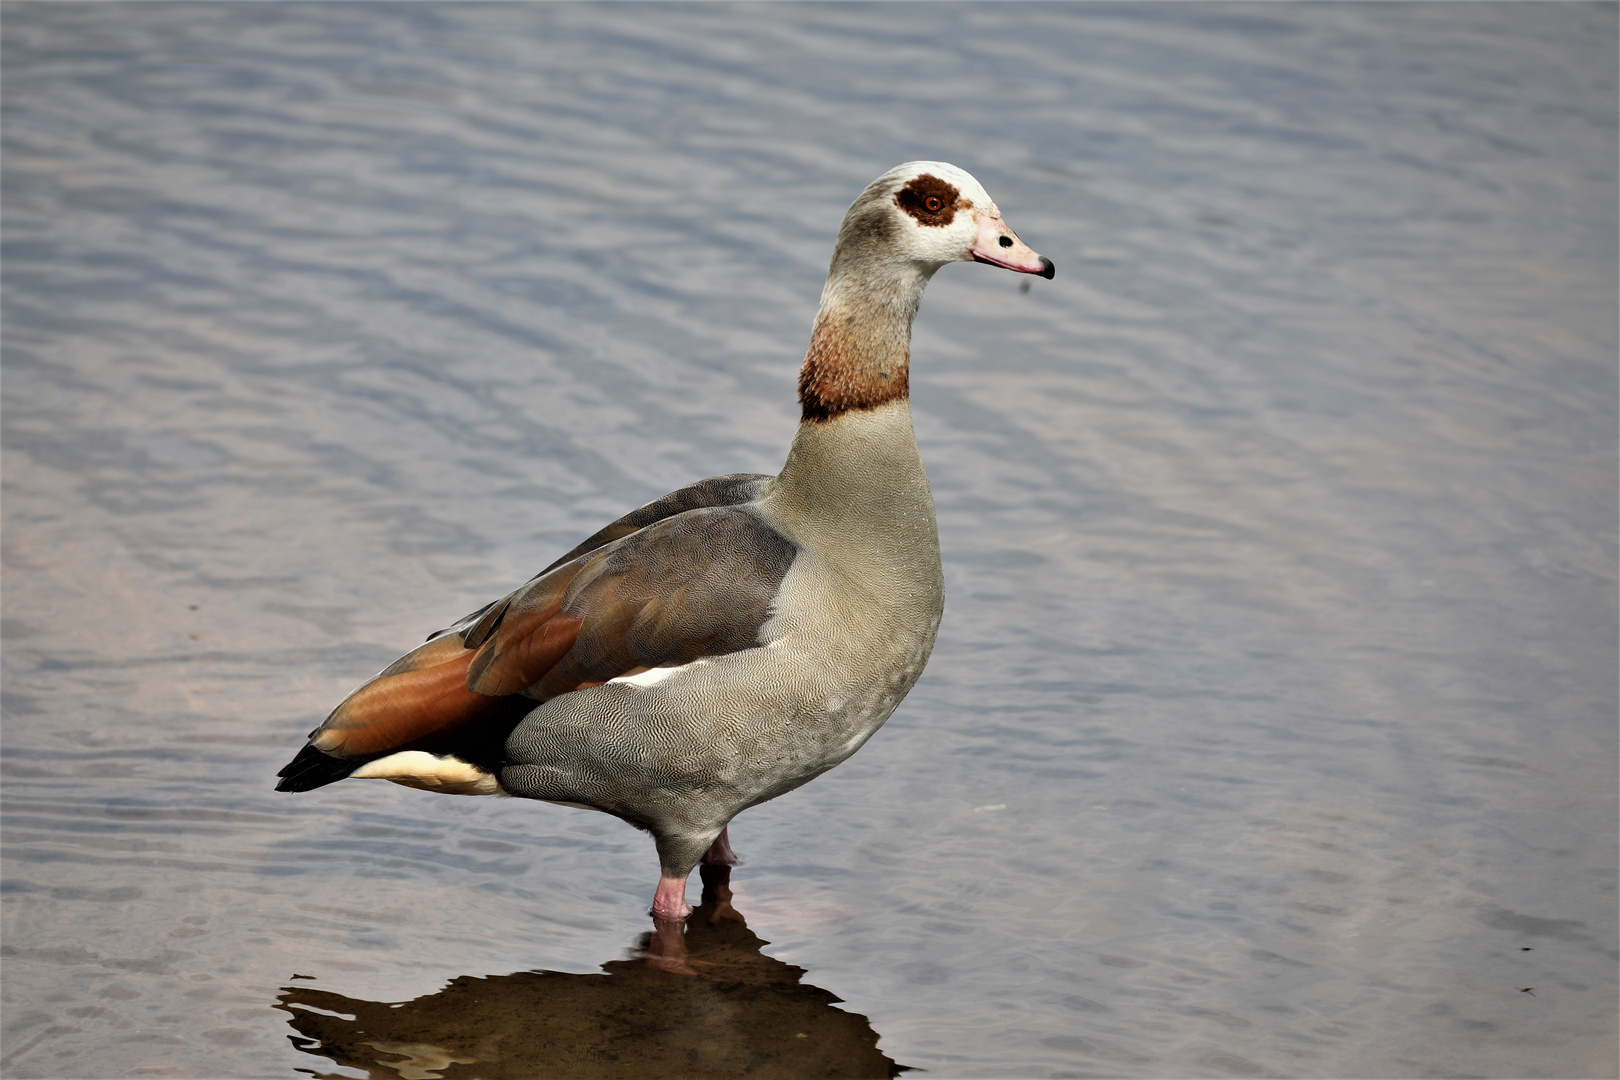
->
xmin=503 ymin=402 xmax=943 ymax=877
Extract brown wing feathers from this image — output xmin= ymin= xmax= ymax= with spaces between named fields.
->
xmin=464 ymin=582 xmax=584 ymax=697
xmin=278 ymin=483 xmax=796 ymax=791
xmin=310 ymin=567 xmax=586 ymax=760
xmin=468 ymin=506 xmax=797 ymax=699
xmin=313 ymin=642 xmax=487 ymax=757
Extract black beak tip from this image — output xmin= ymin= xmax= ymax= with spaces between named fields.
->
xmin=1038 ymin=256 xmax=1055 ymax=280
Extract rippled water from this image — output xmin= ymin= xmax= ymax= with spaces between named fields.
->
xmin=3 ymin=4 xmax=1615 ymax=1078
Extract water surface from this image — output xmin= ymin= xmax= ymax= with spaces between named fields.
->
xmin=3 ymin=4 xmax=1616 ymax=1078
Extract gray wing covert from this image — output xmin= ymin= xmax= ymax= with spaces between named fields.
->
xmin=463 ymin=504 xmax=799 ymax=699
xmin=429 ymin=473 xmax=774 ymax=642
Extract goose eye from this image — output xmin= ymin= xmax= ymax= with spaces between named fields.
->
xmin=924 ymin=196 xmax=944 ymax=213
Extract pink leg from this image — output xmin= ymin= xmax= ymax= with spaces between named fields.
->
xmin=701 ymin=826 xmax=738 ymax=867
xmin=651 ymin=874 xmax=691 ymax=920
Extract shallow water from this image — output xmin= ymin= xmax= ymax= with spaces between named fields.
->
xmin=3 ymin=4 xmax=1616 ymax=1078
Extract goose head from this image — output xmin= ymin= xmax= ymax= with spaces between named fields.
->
xmin=799 ymin=162 xmax=1054 ymax=422
xmin=829 ymin=161 xmax=1055 ymax=287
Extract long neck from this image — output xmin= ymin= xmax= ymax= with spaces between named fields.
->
xmin=767 ymin=258 xmax=940 ymax=552
xmin=797 ymin=258 xmax=932 ymax=423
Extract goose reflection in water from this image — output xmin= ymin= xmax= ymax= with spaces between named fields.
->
xmin=275 ymin=865 xmax=908 ymax=1079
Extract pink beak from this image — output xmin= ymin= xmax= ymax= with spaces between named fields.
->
xmin=970 ymin=214 xmax=1054 ymax=279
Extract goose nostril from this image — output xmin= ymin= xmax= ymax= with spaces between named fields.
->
xmin=998 ymin=235 xmax=1013 ymax=248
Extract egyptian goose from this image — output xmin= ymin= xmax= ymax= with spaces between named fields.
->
xmin=277 ymin=162 xmax=1053 ymax=920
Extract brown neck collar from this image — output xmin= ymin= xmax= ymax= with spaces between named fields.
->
xmin=798 ymin=310 xmax=910 ymax=422
xmin=798 ymin=258 xmax=928 ymax=424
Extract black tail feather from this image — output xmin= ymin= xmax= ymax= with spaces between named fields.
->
xmin=274 ymin=697 xmax=534 ymax=794
xmin=275 ymin=744 xmax=363 ymax=792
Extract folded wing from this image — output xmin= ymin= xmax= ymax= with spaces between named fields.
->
xmin=276 ymin=475 xmax=792 ymax=792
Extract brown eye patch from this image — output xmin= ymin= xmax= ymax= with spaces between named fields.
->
xmin=895 ymin=174 xmax=968 ymax=227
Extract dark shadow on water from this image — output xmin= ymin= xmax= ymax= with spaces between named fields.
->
xmin=274 ymin=865 xmax=909 ymax=1079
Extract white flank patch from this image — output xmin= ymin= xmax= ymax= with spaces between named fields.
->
xmin=351 ymin=751 xmax=502 ymax=796
xmin=609 ymin=664 xmax=686 ymax=688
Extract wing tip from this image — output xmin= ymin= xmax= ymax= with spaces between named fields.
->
xmin=275 ymin=743 xmax=362 ymax=792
